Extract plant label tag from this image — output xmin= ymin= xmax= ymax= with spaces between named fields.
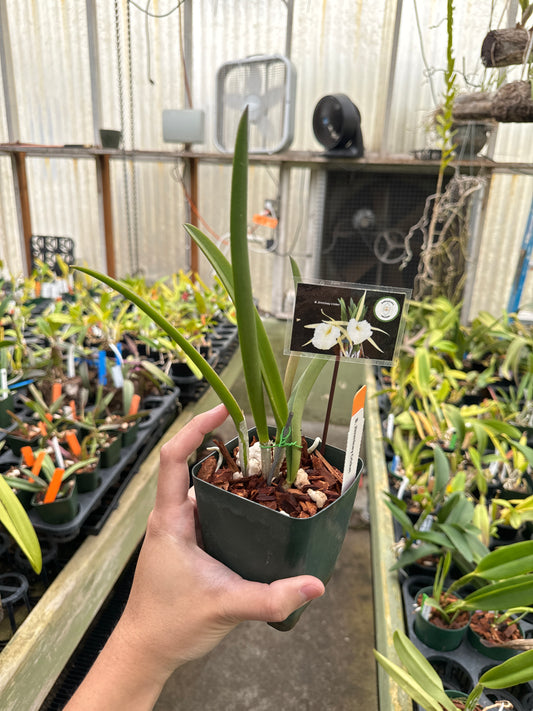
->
xmin=51 ymin=436 xmax=65 ymax=470
xmin=67 ymin=345 xmax=75 ymax=378
xmin=421 ymin=593 xmax=431 ymax=621
xmin=111 ymin=364 xmax=124 ymax=388
xmin=98 ymin=350 xmax=107 ymax=386
xmin=286 ymin=280 xmax=411 ymax=366
xmin=342 ymin=385 xmax=366 ymax=494
xmin=385 ymin=413 xmax=394 ymax=440
xmin=109 ymin=342 xmax=123 ymax=366
xmin=397 ymin=475 xmax=409 ymax=500
xmin=0 ymin=368 xmax=8 ymax=401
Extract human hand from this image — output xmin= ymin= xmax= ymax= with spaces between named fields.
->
xmin=112 ymin=405 xmax=324 ymax=694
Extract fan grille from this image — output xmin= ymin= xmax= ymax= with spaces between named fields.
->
xmin=215 ymin=55 xmax=295 ymax=153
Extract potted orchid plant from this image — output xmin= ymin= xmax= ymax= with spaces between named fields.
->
xmin=73 ymin=108 xmax=363 ymax=630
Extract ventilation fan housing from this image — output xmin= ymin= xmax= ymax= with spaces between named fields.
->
xmin=215 ymin=54 xmax=296 ymax=154
xmin=312 ymin=94 xmax=364 ymax=157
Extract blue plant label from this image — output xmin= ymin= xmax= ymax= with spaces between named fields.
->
xmin=286 ymin=280 xmax=410 ymax=366
xmin=98 ymin=350 xmax=107 ymax=386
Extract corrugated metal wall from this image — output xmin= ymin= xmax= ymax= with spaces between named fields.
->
xmin=0 ymin=0 xmax=531 ymax=317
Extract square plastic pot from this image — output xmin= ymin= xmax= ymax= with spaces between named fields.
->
xmin=99 ymin=435 xmax=122 ymax=468
xmin=76 ymin=461 xmax=101 ymax=494
xmin=0 ymin=393 xmax=15 ymax=428
xmin=31 ymin=480 xmax=78 ymax=524
xmin=5 ymin=431 xmax=41 ymax=457
xmin=192 ymin=427 xmax=363 ymax=631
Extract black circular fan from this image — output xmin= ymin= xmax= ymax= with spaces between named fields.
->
xmin=312 ymin=94 xmax=364 ymax=157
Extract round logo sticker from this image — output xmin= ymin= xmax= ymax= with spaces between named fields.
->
xmin=374 ymin=297 xmax=400 ymax=322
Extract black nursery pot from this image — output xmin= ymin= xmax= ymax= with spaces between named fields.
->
xmin=192 ymin=428 xmax=363 ymax=631
xmin=0 ymin=392 xmax=15 ymax=428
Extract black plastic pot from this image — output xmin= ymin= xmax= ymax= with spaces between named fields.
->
xmin=192 ymin=427 xmax=363 ymax=631
xmin=5 ymin=431 xmax=41 ymax=457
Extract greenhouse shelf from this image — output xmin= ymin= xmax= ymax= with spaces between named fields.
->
xmin=0 ymin=354 xmax=244 ymax=711
xmin=364 ymin=366 xmax=411 ymax=711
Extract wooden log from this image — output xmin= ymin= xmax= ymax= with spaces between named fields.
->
xmin=481 ymin=28 xmax=533 ymax=67
xmin=453 ymin=80 xmax=533 ymax=123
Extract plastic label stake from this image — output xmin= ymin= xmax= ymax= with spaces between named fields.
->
xmin=51 ymin=436 xmax=65 ymax=470
xmin=98 ymin=350 xmax=107 ymax=386
xmin=69 ymin=399 xmax=77 ymax=420
xmin=52 ymin=382 xmax=62 ymax=403
xmin=111 ymin=364 xmax=124 ymax=388
xmin=128 ymin=394 xmax=141 ymax=416
xmin=67 ymin=344 xmax=75 ymax=378
xmin=0 ymin=368 xmax=8 ymax=401
xmin=21 ymin=446 xmax=35 ymax=467
xmin=31 ymin=451 xmax=47 ymax=478
xmin=342 ymin=385 xmax=366 ymax=494
xmin=66 ymin=430 xmax=82 ymax=458
xmin=420 ymin=593 xmax=431 ymax=621
xmin=386 ymin=413 xmax=394 ymax=440
xmin=44 ymin=468 xmax=65 ymax=504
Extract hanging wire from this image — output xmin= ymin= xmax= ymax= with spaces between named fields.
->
xmin=126 ymin=0 xmax=141 ymax=274
xmin=128 ymin=0 xmax=186 ymax=19
xmin=114 ymin=0 xmax=134 ymax=275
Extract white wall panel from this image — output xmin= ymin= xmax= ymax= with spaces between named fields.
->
xmin=0 ymin=0 xmax=531 ymax=318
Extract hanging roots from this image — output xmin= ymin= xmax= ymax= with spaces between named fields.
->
xmin=400 ymin=173 xmax=487 ymax=303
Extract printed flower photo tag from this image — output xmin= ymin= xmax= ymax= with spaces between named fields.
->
xmin=286 ymin=280 xmax=410 ymax=366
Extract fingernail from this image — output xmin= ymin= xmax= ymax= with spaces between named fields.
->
xmin=299 ymin=583 xmax=323 ymax=602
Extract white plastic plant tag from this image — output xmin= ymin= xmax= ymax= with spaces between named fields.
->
xmin=385 ymin=413 xmax=394 ymax=440
xmin=420 ymin=593 xmax=431 ymax=621
xmin=51 ymin=436 xmax=65 ymax=470
xmin=342 ymin=385 xmax=366 ymax=494
xmin=108 ymin=342 xmax=124 ymax=366
xmin=397 ymin=475 xmax=409 ymax=500
xmin=419 ymin=514 xmax=434 ymax=533
xmin=0 ymin=368 xmax=8 ymax=401
xmin=111 ymin=363 xmax=124 ymax=388
xmin=67 ymin=345 xmax=75 ymax=378
xmin=41 ymin=282 xmax=52 ymax=299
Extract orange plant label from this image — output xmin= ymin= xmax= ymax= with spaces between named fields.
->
xmin=66 ymin=430 xmax=82 ymax=457
xmin=44 ymin=468 xmax=64 ymax=504
xmin=38 ymin=421 xmax=48 ymax=436
xmin=21 ymin=446 xmax=35 ymax=467
xmin=31 ymin=451 xmax=47 ymax=477
xmin=52 ymin=382 xmax=62 ymax=403
xmin=69 ymin=399 xmax=77 ymax=420
xmin=128 ymin=394 xmax=141 ymax=416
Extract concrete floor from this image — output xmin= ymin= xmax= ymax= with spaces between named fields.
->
xmin=154 ymin=319 xmax=378 ymax=711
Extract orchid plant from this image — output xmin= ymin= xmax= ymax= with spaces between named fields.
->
xmin=74 ymin=109 xmax=327 ymax=485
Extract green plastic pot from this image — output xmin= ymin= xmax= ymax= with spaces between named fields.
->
xmin=121 ymin=421 xmax=139 ymax=447
xmin=0 ymin=393 xmax=15 ymax=428
xmin=192 ymin=427 xmax=363 ymax=631
xmin=413 ymin=586 xmax=470 ymax=651
xmin=31 ymin=479 xmax=78 ymax=524
xmin=76 ymin=460 xmax=101 ymax=494
xmin=467 ymin=617 xmax=522 ymax=661
xmin=99 ymin=435 xmax=122 ymax=468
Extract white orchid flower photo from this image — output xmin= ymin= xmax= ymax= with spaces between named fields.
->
xmin=303 ymin=291 xmax=388 ymax=359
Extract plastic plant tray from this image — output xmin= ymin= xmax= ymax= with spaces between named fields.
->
xmin=401 ymin=574 xmax=533 ymax=711
xmin=15 ymin=388 xmax=180 ymax=541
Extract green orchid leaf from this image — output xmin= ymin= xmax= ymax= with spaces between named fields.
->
xmin=432 ymin=445 xmax=449 ymax=498
xmin=392 ymin=631 xmax=456 ymax=710
xmin=229 ymin=108 xmax=268 ymax=445
xmin=479 ymin=649 xmax=533 ymax=689
xmin=464 ymin=576 xmax=533 ymax=611
xmin=0 ymin=475 xmax=42 ymax=573
xmin=474 ymin=539 xmax=533 ymax=580
xmin=373 ymin=647 xmax=452 ymax=711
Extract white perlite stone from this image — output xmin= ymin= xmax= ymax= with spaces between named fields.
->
xmin=294 ymin=468 xmax=310 ymax=490
xmin=308 ymin=489 xmax=327 ymax=508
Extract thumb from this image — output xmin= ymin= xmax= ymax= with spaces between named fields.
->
xmin=225 ymin=576 xmax=325 ymax=624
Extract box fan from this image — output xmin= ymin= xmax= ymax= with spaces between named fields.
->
xmin=215 ymin=54 xmax=296 ymax=154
